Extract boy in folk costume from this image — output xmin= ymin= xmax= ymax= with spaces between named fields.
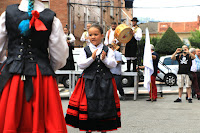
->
xmin=0 ymin=0 xmax=68 ymax=132
xmin=65 ymin=24 xmax=121 ymax=133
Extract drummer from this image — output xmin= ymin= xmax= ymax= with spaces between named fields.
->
xmin=125 ymin=17 xmax=142 ymax=72
xmin=104 ymin=22 xmax=120 ymax=48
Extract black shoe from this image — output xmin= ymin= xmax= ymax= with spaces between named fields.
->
xmin=125 ymin=70 xmax=130 ymax=72
xmin=146 ymin=99 xmax=156 ymax=101
xmin=174 ymin=98 xmax=182 ymax=102
xmin=188 ymin=99 xmax=192 ymax=103
xmin=186 ymin=97 xmax=188 ymax=100
xmin=120 ymin=96 xmax=126 ymax=101
xmin=198 ymin=98 xmax=200 ymax=100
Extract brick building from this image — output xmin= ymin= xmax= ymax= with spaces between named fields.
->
xmin=0 ymin=0 xmax=133 ymax=46
xmin=139 ymin=16 xmax=200 ymax=44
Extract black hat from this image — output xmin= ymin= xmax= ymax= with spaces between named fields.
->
xmin=131 ymin=17 xmax=139 ymax=22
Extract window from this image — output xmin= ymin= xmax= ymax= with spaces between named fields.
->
xmin=163 ymin=57 xmax=178 ymax=65
xmin=41 ymin=0 xmax=49 ymax=8
xmin=110 ymin=1 xmax=114 ymax=17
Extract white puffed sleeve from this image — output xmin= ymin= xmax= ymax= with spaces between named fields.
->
xmin=134 ymin=28 xmax=142 ymax=41
xmin=77 ymin=48 xmax=94 ymax=69
xmin=69 ymin=33 xmax=75 ymax=43
xmin=0 ymin=12 xmax=8 ymax=63
xmin=49 ymin=17 xmax=69 ymax=71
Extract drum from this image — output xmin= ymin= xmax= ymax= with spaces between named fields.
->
xmin=114 ymin=24 xmax=133 ymax=44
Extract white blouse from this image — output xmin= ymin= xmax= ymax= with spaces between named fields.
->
xmin=77 ymin=43 xmax=117 ymax=69
xmin=104 ymin=29 xmax=119 ymax=46
xmin=132 ymin=26 xmax=142 ymax=41
xmin=65 ymin=33 xmax=75 ymax=44
xmin=0 ymin=0 xmax=69 ymax=71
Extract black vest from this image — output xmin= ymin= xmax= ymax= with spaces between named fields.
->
xmin=5 ymin=4 xmax=56 ymax=76
xmin=82 ymin=46 xmax=113 ymax=80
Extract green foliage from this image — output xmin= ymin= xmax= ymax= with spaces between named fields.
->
xmin=155 ymin=27 xmax=183 ymax=55
xmin=137 ymin=36 xmax=160 ymax=65
xmin=150 ymin=36 xmax=160 ymax=47
xmin=188 ymin=30 xmax=200 ymax=48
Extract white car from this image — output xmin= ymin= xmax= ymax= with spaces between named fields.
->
xmin=157 ymin=55 xmax=179 ymax=86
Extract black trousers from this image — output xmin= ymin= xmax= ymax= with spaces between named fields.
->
xmin=113 ymin=74 xmax=125 ymax=96
xmin=127 ymin=59 xmax=137 ymax=72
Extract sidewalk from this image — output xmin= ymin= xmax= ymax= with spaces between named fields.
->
xmin=62 ymin=94 xmax=200 ymax=133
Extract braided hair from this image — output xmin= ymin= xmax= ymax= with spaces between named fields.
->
xmin=18 ymin=0 xmax=35 ymax=36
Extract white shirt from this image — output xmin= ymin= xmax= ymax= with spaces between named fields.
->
xmin=190 ymin=59 xmax=197 ymax=72
xmin=132 ymin=26 xmax=142 ymax=41
xmin=0 ymin=0 xmax=69 ymax=71
xmin=80 ymin=31 xmax=90 ymax=45
xmin=104 ymin=29 xmax=119 ymax=46
xmin=77 ymin=43 xmax=117 ymax=69
xmin=65 ymin=33 xmax=75 ymax=44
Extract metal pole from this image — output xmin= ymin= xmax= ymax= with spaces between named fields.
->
xmin=68 ymin=0 xmax=72 ymax=32
xmin=100 ymin=1 xmax=103 ymax=25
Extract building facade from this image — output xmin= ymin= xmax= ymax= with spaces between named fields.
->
xmin=0 ymin=0 xmax=133 ymax=46
xmin=139 ymin=16 xmax=200 ymax=44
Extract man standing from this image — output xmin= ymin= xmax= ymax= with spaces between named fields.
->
xmin=171 ymin=45 xmax=196 ymax=103
xmin=80 ymin=23 xmax=91 ymax=47
xmin=139 ymin=44 xmax=159 ymax=101
xmin=188 ymin=48 xmax=200 ymax=99
xmin=195 ymin=48 xmax=200 ymax=98
xmin=104 ymin=22 xmax=119 ymax=47
xmin=125 ymin=17 xmax=142 ymax=72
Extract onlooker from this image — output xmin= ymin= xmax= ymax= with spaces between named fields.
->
xmin=125 ymin=17 xmax=142 ymax=72
xmin=188 ymin=48 xmax=200 ymax=100
xmin=108 ymin=44 xmax=125 ymax=100
xmin=139 ymin=44 xmax=159 ymax=101
xmin=60 ymin=26 xmax=75 ymax=70
xmin=104 ymin=22 xmax=119 ymax=49
xmin=171 ymin=45 xmax=196 ymax=103
xmin=195 ymin=48 xmax=200 ymax=97
xmin=80 ymin=23 xmax=91 ymax=47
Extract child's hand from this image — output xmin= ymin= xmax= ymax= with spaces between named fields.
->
xmin=92 ymin=49 xmax=98 ymax=60
xmin=101 ymin=50 xmax=106 ymax=60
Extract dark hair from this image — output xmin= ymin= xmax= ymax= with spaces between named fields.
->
xmin=107 ymin=44 xmax=114 ymax=48
xmin=89 ymin=24 xmax=103 ymax=34
xmin=111 ymin=22 xmax=117 ymax=25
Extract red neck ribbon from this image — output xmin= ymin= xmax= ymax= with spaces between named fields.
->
xmin=29 ymin=10 xmax=48 ymax=31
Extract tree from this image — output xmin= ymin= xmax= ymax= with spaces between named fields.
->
xmin=155 ymin=27 xmax=183 ymax=55
xmin=137 ymin=36 xmax=160 ymax=65
xmin=151 ymin=36 xmax=160 ymax=47
xmin=188 ymin=30 xmax=200 ymax=48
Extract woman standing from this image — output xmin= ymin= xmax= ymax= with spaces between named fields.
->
xmin=60 ymin=26 xmax=75 ymax=70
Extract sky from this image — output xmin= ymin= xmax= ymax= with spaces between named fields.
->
xmin=133 ymin=0 xmax=200 ymax=22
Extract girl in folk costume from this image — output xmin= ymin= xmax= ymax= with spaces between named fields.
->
xmin=0 ymin=0 xmax=68 ymax=132
xmin=65 ymin=24 xmax=121 ymax=133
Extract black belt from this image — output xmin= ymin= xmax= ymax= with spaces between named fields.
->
xmin=0 ymin=64 xmax=33 ymax=102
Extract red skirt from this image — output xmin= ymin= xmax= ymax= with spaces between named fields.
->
xmin=65 ymin=77 xmax=121 ymax=132
xmin=0 ymin=65 xmax=67 ymax=133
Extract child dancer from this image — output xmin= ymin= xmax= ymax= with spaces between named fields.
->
xmin=65 ymin=24 xmax=121 ymax=133
xmin=0 ymin=0 xmax=68 ymax=132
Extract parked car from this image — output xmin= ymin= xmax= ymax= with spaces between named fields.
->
xmin=157 ymin=55 xmax=178 ymax=86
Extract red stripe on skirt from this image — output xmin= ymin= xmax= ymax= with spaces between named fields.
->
xmin=0 ymin=64 xmax=67 ymax=133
